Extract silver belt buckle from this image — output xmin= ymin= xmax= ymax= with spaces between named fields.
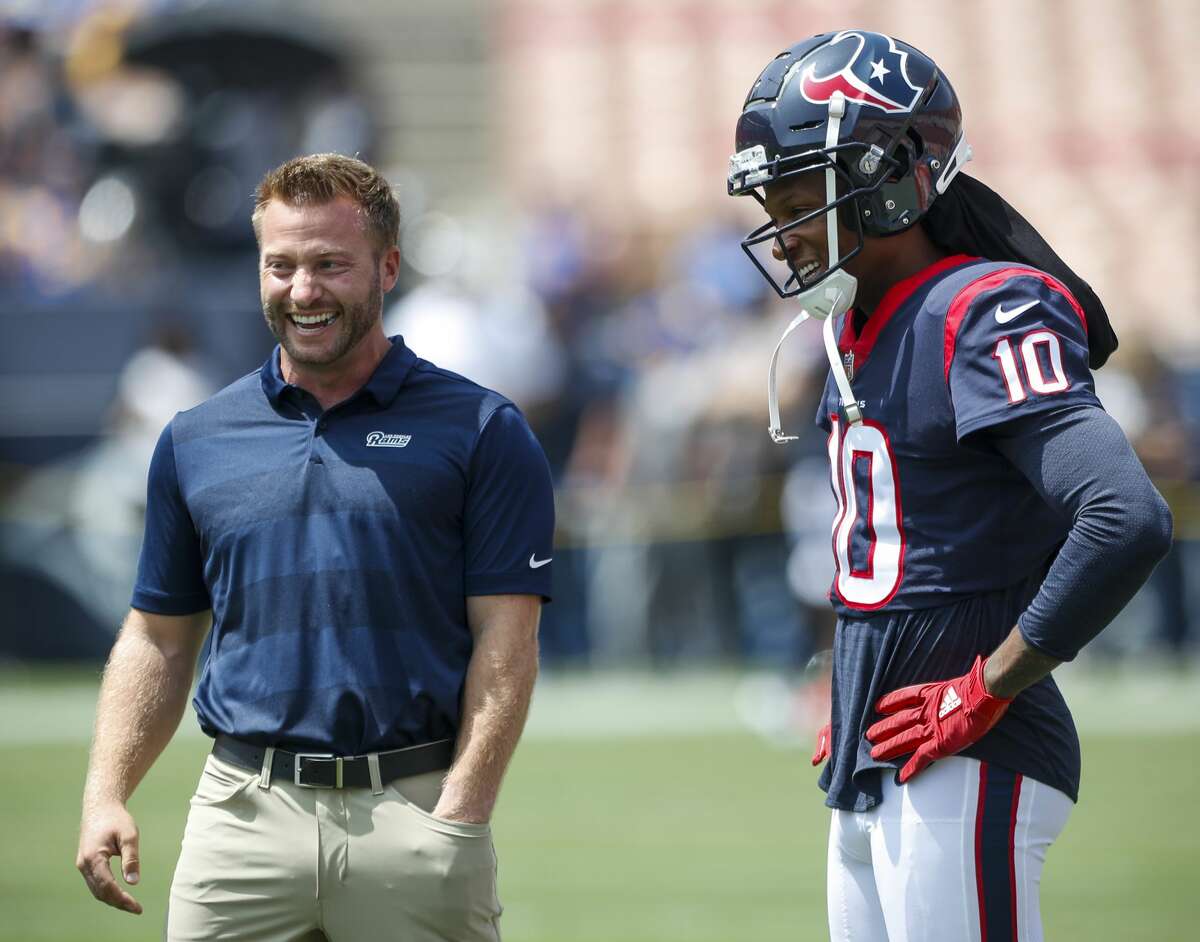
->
xmin=293 ymin=753 xmax=343 ymax=788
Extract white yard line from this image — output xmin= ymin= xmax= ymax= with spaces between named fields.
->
xmin=1 ymin=665 xmax=1196 ymax=747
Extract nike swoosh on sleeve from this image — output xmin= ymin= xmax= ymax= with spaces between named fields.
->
xmin=994 ymin=299 xmax=1040 ymax=324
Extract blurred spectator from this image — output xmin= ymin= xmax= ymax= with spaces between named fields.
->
xmin=2 ymin=1 xmax=1197 ymax=672
xmin=0 ymin=4 xmax=381 ymax=660
xmin=1097 ymin=344 xmax=1197 ymax=658
xmin=0 ymin=23 xmax=98 ymax=298
xmin=545 ymin=209 xmax=811 ymax=666
xmin=0 ymin=328 xmax=215 ymax=658
xmin=383 ymin=279 xmax=567 ymax=416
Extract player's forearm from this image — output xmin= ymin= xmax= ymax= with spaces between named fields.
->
xmin=983 ymin=625 xmax=1061 ymax=699
xmin=438 ymin=616 xmax=539 ymax=823
xmin=82 ymin=614 xmax=199 ymax=809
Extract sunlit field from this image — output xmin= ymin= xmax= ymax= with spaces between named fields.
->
xmin=3 ymin=666 xmax=1197 ymax=942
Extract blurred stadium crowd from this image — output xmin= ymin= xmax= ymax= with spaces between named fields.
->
xmin=3 ymin=0 xmax=1198 ymax=670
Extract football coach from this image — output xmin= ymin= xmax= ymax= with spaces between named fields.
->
xmin=76 ymin=154 xmax=555 ymax=941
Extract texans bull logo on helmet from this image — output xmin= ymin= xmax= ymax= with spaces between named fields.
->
xmin=730 ymin=28 xmax=967 ymax=299
xmin=792 ymin=30 xmax=922 ymax=115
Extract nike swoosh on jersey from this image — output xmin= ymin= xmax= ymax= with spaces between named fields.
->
xmin=994 ymin=299 xmax=1040 ymax=325
xmin=529 ymin=554 xmax=552 ymax=569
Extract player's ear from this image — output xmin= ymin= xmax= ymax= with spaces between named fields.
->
xmin=380 ymin=246 xmax=401 ymax=293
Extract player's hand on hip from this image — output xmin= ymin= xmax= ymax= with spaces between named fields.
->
xmin=811 ymin=721 xmax=831 ymax=767
xmin=76 ymin=802 xmax=143 ymax=915
xmin=865 ymin=655 xmax=1012 ymax=784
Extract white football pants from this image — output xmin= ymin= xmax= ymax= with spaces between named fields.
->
xmin=827 ymin=756 xmax=1072 ymax=942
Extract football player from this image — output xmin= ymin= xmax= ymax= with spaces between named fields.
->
xmin=728 ymin=30 xmax=1173 ymax=941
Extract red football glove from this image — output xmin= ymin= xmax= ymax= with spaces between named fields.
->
xmin=865 ymin=656 xmax=1012 ymax=784
xmin=811 ymin=721 xmax=831 ymax=767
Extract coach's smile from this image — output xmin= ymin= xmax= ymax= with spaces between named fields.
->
xmin=288 ymin=310 xmax=342 ymax=334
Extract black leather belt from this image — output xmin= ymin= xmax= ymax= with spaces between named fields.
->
xmin=213 ymin=734 xmax=454 ymax=789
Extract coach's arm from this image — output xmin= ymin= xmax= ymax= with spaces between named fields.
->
xmin=434 ymin=593 xmax=541 ymax=824
xmin=77 ymin=607 xmax=211 ymax=915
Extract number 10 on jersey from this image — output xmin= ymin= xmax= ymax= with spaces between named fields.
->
xmin=992 ymin=330 xmax=1070 ymax=403
xmin=827 ymin=417 xmax=905 ymax=608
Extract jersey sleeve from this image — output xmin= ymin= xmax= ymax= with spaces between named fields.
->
xmin=130 ymin=421 xmax=211 ymax=614
xmin=944 ymin=269 xmax=1101 ymax=441
xmin=990 ymin=405 xmax=1172 ymax=661
xmin=463 ymin=403 xmax=556 ymax=600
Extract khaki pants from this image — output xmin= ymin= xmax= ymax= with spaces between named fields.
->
xmin=166 ymin=753 xmax=502 ymax=941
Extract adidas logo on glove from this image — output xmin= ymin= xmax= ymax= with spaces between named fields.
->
xmin=938 ymin=686 xmax=963 ymax=719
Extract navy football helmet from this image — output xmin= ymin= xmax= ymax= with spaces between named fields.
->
xmin=728 ymin=30 xmax=971 ymax=439
xmin=728 ymin=30 xmax=970 ymax=301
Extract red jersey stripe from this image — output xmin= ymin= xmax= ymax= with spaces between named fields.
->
xmin=944 ymin=268 xmax=1088 ymax=383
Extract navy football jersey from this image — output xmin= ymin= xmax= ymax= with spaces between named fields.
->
xmin=816 ymin=253 xmax=1101 ymax=616
xmin=813 ymin=253 xmax=1101 ymax=809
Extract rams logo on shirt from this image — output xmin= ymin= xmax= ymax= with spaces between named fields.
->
xmin=365 ymin=431 xmax=411 ymax=448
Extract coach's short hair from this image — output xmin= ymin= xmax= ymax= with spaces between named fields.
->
xmin=252 ymin=154 xmax=400 ymax=253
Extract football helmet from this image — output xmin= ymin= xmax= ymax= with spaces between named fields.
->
xmin=728 ymin=30 xmax=970 ymax=437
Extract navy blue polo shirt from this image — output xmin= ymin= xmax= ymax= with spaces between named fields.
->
xmin=131 ymin=336 xmax=555 ymax=755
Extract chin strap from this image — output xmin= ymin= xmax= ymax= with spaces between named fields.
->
xmin=935 ymin=131 xmax=973 ymax=194
xmin=767 ymin=307 xmax=811 ymax=443
xmin=823 ymin=307 xmax=862 ymax=424
xmin=766 ymin=91 xmax=863 ymax=444
xmin=767 ymin=305 xmax=861 ymax=442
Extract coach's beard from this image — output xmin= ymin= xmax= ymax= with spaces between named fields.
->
xmin=263 ymin=275 xmax=383 ymax=367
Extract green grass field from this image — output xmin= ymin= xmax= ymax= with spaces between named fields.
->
xmin=2 ymin=667 xmax=1198 ymax=941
